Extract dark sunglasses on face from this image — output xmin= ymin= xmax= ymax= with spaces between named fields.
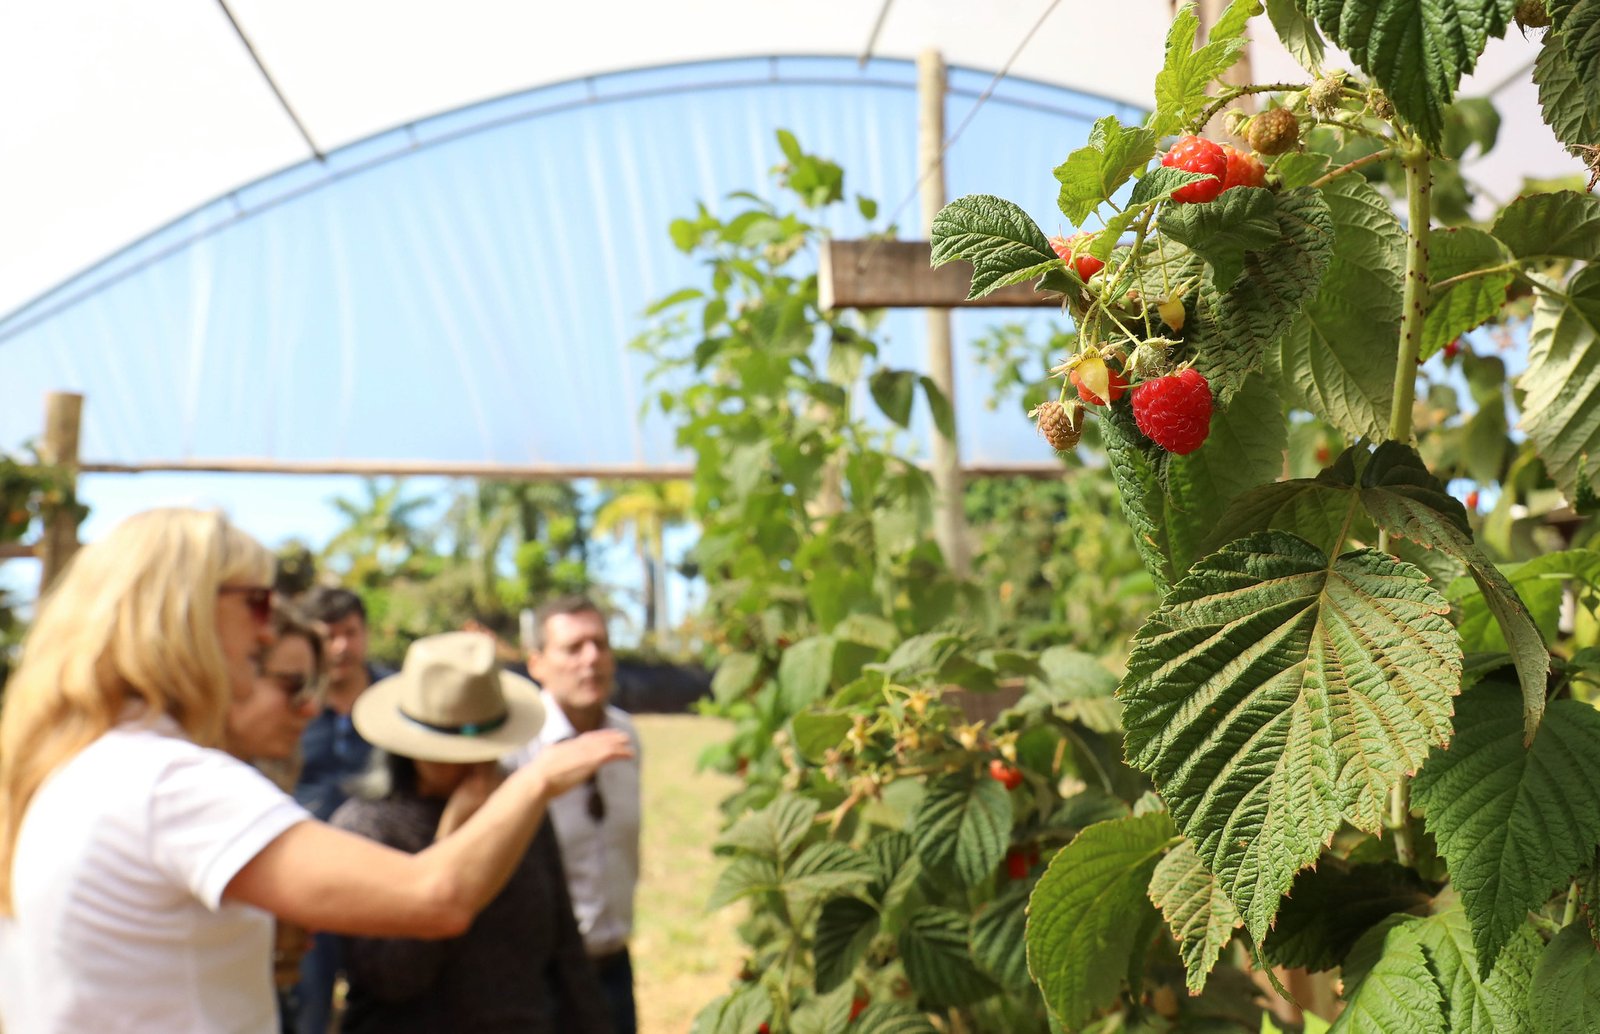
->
xmin=265 ymin=671 xmax=318 ymax=706
xmin=586 ymin=776 xmax=606 ymax=823
xmin=220 ymin=585 xmax=275 ymax=623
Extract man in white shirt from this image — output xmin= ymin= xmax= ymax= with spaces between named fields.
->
xmin=509 ymin=597 xmax=641 ymax=1034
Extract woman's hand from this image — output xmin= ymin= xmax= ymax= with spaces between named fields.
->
xmin=519 ymin=730 xmax=633 ymax=799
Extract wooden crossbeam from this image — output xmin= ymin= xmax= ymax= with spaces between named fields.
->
xmin=819 ymin=239 xmax=1060 ymax=310
xmin=78 ymin=458 xmax=1071 ymax=480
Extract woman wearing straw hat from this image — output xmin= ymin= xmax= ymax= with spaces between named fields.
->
xmin=0 ymin=508 xmax=631 ymax=1034
xmin=329 ymin=630 xmax=611 ymax=1032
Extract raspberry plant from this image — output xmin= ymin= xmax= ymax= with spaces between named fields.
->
xmin=928 ymin=0 xmax=1600 ymax=1030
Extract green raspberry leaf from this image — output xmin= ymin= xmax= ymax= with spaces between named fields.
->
xmin=1534 ymin=27 xmax=1600 ymax=159
xmin=929 ymin=194 xmax=1056 ymax=300
xmin=813 ymin=897 xmax=879 ymax=994
xmin=1264 ymin=859 xmax=1433 ymax=971
xmin=1413 ymin=684 xmax=1600 ymax=977
xmin=1412 ymin=902 xmax=1541 ymax=1034
xmin=1449 ymin=549 xmax=1600 ymax=654
xmin=1332 ymin=920 xmax=1446 ymax=1033
xmin=1519 ymin=265 xmax=1600 ymax=527
xmin=1026 ymin=813 xmax=1176 ymax=1029
xmin=1152 ymin=0 xmax=1264 ymax=138
xmin=1492 ymin=190 xmax=1600 ymax=265
xmin=898 ymin=907 xmax=998 ymax=1007
xmin=1148 ymin=838 xmax=1242 ymax=993
xmin=1531 ymin=923 xmax=1600 ymax=1032
xmin=1191 ymin=186 xmax=1335 ymax=404
xmin=1296 ymin=0 xmax=1516 ymax=148
xmin=1120 ymin=531 xmax=1460 ymax=943
xmin=868 ymin=368 xmax=917 ymax=428
xmin=1129 ymin=165 xmax=1215 ymax=208
xmin=970 ymin=877 xmax=1034 ymax=991
xmin=1422 ymin=227 xmax=1513 ymax=361
xmin=1159 ymin=186 xmax=1281 ymax=289
xmin=1275 ymin=174 xmax=1402 ymax=439
xmin=1268 ymin=0 xmax=1329 ymax=71
xmin=910 ymin=774 xmax=1014 ymax=886
xmin=715 ymin=792 xmax=818 ymax=860
xmin=1551 ymin=0 xmax=1600 ymax=86
xmin=1052 ymin=115 xmax=1158 ymax=225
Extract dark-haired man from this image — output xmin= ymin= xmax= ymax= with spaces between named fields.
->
xmin=509 ymin=597 xmax=641 ymax=1034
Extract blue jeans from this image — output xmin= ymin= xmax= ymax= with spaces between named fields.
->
xmin=594 ymin=948 xmax=637 ymax=1034
xmin=294 ymin=932 xmax=341 ymax=1034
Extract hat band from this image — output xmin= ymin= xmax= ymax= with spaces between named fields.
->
xmin=398 ymin=707 xmax=510 ymax=738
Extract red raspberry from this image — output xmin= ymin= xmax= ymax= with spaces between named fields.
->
xmin=1049 ymin=232 xmax=1104 ymax=281
xmin=849 ymin=996 xmax=868 ymax=1021
xmin=1131 ymin=368 xmax=1214 ymax=455
xmin=1444 ymin=337 xmax=1462 ymax=360
xmin=1466 ymin=490 xmax=1480 ymax=511
xmin=1219 ymin=145 xmax=1266 ymax=192
xmin=1160 ymin=135 xmax=1227 ymax=204
xmin=1004 ymin=848 xmax=1030 ymax=881
xmin=988 ymin=758 xmax=1024 ymax=790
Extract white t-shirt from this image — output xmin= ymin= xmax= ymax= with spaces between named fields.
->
xmin=0 ymin=714 xmax=309 ymax=1033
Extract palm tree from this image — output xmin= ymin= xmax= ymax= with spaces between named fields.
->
xmin=592 ymin=480 xmax=695 ymax=643
xmin=321 ymin=478 xmax=434 ymax=587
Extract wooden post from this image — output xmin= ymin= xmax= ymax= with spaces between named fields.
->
xmin=1197 ymin=0 xmax=1256 ymax=142
xmin=38 ymin=391 xmax=84 ymax=593
xmin=917 ymin=49 xmax=971 ymax=578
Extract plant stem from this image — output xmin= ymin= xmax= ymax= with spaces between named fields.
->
xmin=1383 ymin=143 xmax=1432 ymax=871
xmin=1309 ymin=147 xmax=1394 ymax=189
xmin=1194 ymin=82 xmax=1311 ymax=131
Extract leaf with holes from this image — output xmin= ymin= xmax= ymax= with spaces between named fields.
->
xmin=910 ymin=775 xmax=1013 ymax=886
xmin=930 ymin=195 xmax=1060 ymax=300
xmin=1120 ymin=531 xmax=1459 ymax=942
xmin=1412 ymin=685 xmax=1600 ymax=977
xmin=1026 ymin=813 xmax=1176 ymax=1028
xmin=1148 ymin=838 xmax=1242 ymax=993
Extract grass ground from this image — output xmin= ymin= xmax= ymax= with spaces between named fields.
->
xmin=632 ymin=714 xmax=744 ymax=1034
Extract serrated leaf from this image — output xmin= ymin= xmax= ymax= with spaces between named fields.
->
xmin=852 ymin=1004 xmax=940 ymax=1034
xmin=898 ymin=907 xmax=998 ymax=1006
xmin=717 ymin=793 xmax=819 ymax=859
xmin=910 ymin=775 xmax=1013 ymax=886
xmin=1206 ymin=453 xmax=1371 ymax=557
xmin=693 ymin=983 xmax=774 ymax=1034
xmin=1412 ymin=686 xmax=1600 ymax=976
xmin=1165 ymin=374 xmax=1289 ymax=578
xmin=707 ymin=855 xmax=780 ymax=910
xmin=1027 ymin=813 xmax=1176 ymax=1028
xmin=1264 ymin=859 xmax=1433 ymax=971
xmin=1268 ymin=0 xmax=1328 ymax=71
xmin=919 ymin=375 xmax=955 ymax=438
xmin=1357 ymin=442 xmax=1549 ymax=738
xmin=1022 ymin=645 xmax=1123 ymax=733
xmin=1149 ymin=839 xmax=1242 ymax=993
xmin=1129 ymin=164 xmax=1215 ymax=209
xmin=930 ymin=194 xmax=1056 ymax=300
xmin=1492 ymin=190 xmax=1600 ymax=265
xmin=869 ymin=368 xmax=917 ymax=428
xmin=1100 ymin=400 xmax=1176 ymax=594
xmin=1195 ymin=186 xmax=1336 ymax=403
xmin=1299 ymin=0 xmax=1515 ymax=148
xmin=712 ymin=651 xmax=763 ymax=704
xmin=814 ymin=895 xmax=880 ymax=993
xmin=1330 ymin=920 xmax=1446 ymax=1033
xmin=777 ymin=635 xmax=836 ymax=713
xmin=1152 ymin=0 xmax=1264 ymax=137
xmin=786 ymin=840 xmax=876 ymax=905
xmin=1531 ymin=922 xmax=1600 ymax=1033
xmin=791 ymin=710 xmax=853 ymax=765
xmin=1120 ymin=531 xmax=1460 ymax=942
xmin=970 ymin=877 xmax=1034 ymax=990
xmin=1422 ymin=227 xmax=1513 ymax=360
xmin=1276 ymin=174 xmax=1401 ymax=438
xmin=1552 ymin=0 xmax=1600 ymax=86
xmin=1534 ymin=28 xmax=1600 ymax=159
xmin=1412 ymin=902 xmax=1540 ymax=1034
xmin=790 ymin=982 xmax=856 ymax=1034
xmin=1450 ymin=549 xmax=1600 ymax=654
xmin=1521 ymin=265 xmax=1600 ymax=507
xmin=1053 ymin=115 xmax=1159 ymax=224
xmin=1159 ymin=187 xmax=1281 ymax=289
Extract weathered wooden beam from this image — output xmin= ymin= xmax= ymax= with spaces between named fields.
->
xmin=819 ymin=239 xmax=1060 ymax=310
xmin=78 ymin=458 xmax=1073 ymax=480
xmin=0 ymin=542 xmax=38 ymax=560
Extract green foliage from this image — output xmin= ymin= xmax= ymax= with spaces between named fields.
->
xmin=1531 ymin=923 xmax=1600 ymax=1033
xmin=1151 ymin=0 xmax=1262 ymax=137
xmin=1147 ymin=839 xmax=1241 ymax=992
xmin=1412 ymin=685 xmax=1600 ymax=976
xmin=1331 ymin=920 xmax=1447 ymax=1033
xmin=1053 ymin=116 xmax=1159 ymax=224
xmin=1519 ymin=265 xmax=1600 ymax=511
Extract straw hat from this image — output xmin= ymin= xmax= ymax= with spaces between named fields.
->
xmin=352 ymin=632 xmax=544 ymax=763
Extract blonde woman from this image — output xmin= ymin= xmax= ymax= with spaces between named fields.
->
xmin=0 ymin=508 xmax=631 ymax=1034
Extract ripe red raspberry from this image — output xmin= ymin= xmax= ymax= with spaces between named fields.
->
xmin=1160 ymin=135 xmax=1227 ymax=204
xmin=988 ymin=759 xmax=1024 ymax=790
xmin=1049 ymin=232 xmax=1104 ymax=281
xmin=1004 ymin=848 xmax=1031 ymax=881
xmin=849 ymin=996 xmax=869 ymax=1021
xmin=1219 ymin=145 xmax=1266 ymax=192
xmin=1466 ymin=490 xmax=1480 ymax=511
xmin=1131 ymin=368 xmax=1214 ymax=455
xmin=1443 ymin=337 xmax=1462 ymax=360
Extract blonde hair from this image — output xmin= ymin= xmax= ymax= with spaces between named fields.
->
xmin=0 ymin=507 xmax=273 ymax=912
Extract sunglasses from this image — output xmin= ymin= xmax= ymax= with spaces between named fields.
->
xmin=265 ymin=671 xmax=319 ymax=707
xmin=220 ymin=585 xmax=275 ymax=623
xmin=586 ymin=775 xmax=606 ymax=823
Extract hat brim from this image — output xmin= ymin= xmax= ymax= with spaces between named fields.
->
xmin=351 ymin=669 xmax=545 ymax=764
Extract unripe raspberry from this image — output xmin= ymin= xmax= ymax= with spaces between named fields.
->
xmin=1247 ymin=108 xmax=1299 ymax=155
xmin=1307 ymin=76 xmax=1344 ymax=118
xmin=1030 ymin=400 xmax=1085 ymax=452
xmin=1515 ymin=0 xmax=1550 ymax=28
xmin=1160 ymin=135 xmax=1227 ymax=204
xmin=1069 ymin=354 xmax=1128 ymax=406
xmin=1158 ymin=297 xmax=1186 ymax=331
xmin=1369 ymin=89 xmax=1395 ymax=121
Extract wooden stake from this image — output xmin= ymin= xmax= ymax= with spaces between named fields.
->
xmin=38 ymin=391 xmax=83 ymax=593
